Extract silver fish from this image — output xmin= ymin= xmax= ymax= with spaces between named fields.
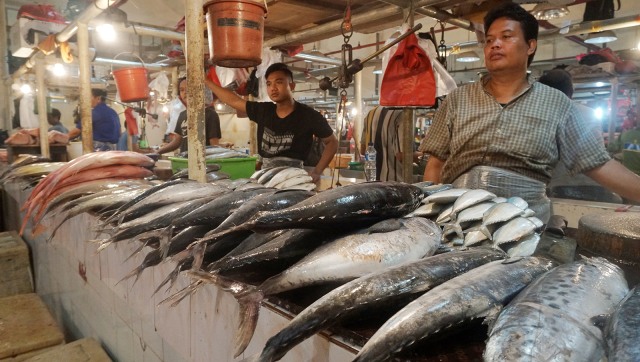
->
xmin=443 ymin=201 xmax=495 ymax=239
xmin=353 ymin=256 xmax=558 ymax=362
xmin=424 ymin=188 xmax=469 ymax=204
xmin=197 ymin=217 xmax=442 ymax=358
xmin=247 ymin=248 xmax=506 ymax=362
xmin=507 ymin=196 xmax=528 ymax=209
xmin=274 ymin=174 xmax=313 ymax=189
xmin=605 ymin=286 xmax=640 ymax=362
xmin=418 ymin=183 xmax=452 ymax=197
xmin=503 ymin=233 xmax=540 ymax=257
xmin=264 ymin=167 xmax=308 ymax=188
xmin=485 ymin=257 xmax=628 ymax=362
xmin=450 ymin=189 xmax=496 ymax=220
xmin=479 ymin=202 xmax=528 ymax=239
xmin=435 ymin=204 xmax=454 ymax=224
xmin=405 ymin=202 xmax=444 ymax=218
xmin=492 ymin=216 xmax=542 ymax=246
xmin=464 ymin=227 xmax=489 ymax=247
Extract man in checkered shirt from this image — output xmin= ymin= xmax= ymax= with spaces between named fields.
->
xmin=420 ymin=2 xmax=640 ymax=222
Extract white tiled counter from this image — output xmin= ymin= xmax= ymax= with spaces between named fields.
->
xmin=2 ymin=181 xmax=356 ymax=362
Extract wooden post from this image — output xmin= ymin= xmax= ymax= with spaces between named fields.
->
xmin=34 ymin=54 xmax=50 ymax=159
xmin=185 ymin=0 xmax=206 ymax=182
xmin=402 ymin=8 xmax=415 ymax=183
xmin=77 ymin=21 xmax=93 ymax=154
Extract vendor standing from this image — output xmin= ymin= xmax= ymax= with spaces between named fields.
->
xmin=204 ymin=63 xmax=338 ymax=182
xmin=420 ymin=2 xmax=640 ymax=222
xmin=68 ymin=88 xmax=121 ymax=151
xmin=153 ymin=77 xmax=221 ymax=154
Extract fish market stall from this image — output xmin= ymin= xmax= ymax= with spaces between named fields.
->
xmin=2 ymin=154 xmax=640 ymax=362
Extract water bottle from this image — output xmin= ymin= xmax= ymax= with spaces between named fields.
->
xmin=364 ymin=142 xmax=377 ymax=181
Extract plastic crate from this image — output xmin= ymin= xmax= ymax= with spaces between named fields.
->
xmin=169 ymin=156 xmax=257 ymax=179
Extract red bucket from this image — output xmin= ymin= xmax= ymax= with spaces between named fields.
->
xmin=112 ymin=53 xmax=149 ymax=103
xmin=205 ymin=0 xmax=267 ymax=68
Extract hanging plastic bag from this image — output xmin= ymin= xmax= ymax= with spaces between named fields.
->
xmin=148 ymin=71 xmax=170 ymax=100
xmin=380 ymin=32 xmax=435 ymax=107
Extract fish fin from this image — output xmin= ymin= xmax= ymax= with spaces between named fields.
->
xmin=479 ymin=225 xmax=493 ymax=240
xmin=234 ymin=291 xmax=264 ymax=357
xmin=590 ymin=314 xmax=610 ymax=331
xmin=366 ymin=218 xmax=404 ymax=234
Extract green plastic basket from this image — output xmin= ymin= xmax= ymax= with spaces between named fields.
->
xmin=168 ymin=156 xmax=257 ymax=179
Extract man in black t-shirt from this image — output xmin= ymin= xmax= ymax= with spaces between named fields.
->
xmin=205 ymin=63 xmax=338 ymax=182
xmin=155 ymin=77 xmax=222 ymax=155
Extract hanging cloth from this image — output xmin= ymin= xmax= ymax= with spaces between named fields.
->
xmin=380 ymin=32 xmax=435 ymax=106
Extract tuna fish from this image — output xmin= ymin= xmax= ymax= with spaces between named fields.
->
xmin=247 ymin=248 xmax=505 ymax=362
xmin=605 ymin=286 xmax=640 ymax=362
xmin=484 ymin=257 xmax=628 ymax=362
xmin=241 ymin=182 xmax=423 ymax=232
xmin=352 ymin=256 xmax=558 ymax=362
xmin=195 ymin=217 xmax=442 ymax=357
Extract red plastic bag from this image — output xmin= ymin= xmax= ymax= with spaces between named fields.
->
xmin=124 ymin=108 xmax=139 ymax=136
xmin=380 ymin=32 xmax=435 ymax=107
xmin=206 ymin=66 xmax=222 ymax=87
xmin=17 ymin=5 xmax=66 ymax=24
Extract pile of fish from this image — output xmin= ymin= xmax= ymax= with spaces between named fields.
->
xmin=249 ymin=166 xmax=317 ymax=191
xmin=5 ymin=127 xmax=70 ymax=145
xmin=10 ymin=165 xmax=639 ymax=361
xmin=19 ymin=151 xmax=156 ymax=235
xmin=177 ymin=145 xmax=249 ymax=159
xmin=409 ymin=184 xmax=543 ymax=257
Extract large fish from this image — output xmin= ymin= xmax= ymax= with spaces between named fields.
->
xmin=485 ymin=257 xmax=628 ymax=362
xmin=195 ymin=217 xmax=442 ymax=357
xmin=0 ymin=162 xmax=66 ymax=182
xmin=353 ymin=256 xmax=558 ymax=362
xmin=248 ymin=248 xmax=505 ymax=362
xmin=21 ymin=164 xmax=154 ymax=235
xmin=241 ymin=182 xmax=423 ymax=232
xmin=113 ymin=182 xmax=229 ymax=224
xmin=605 ymin=286 xmax=640 ymax=362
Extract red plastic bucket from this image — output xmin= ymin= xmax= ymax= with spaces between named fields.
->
xmin=205 ymin=0 xmax=267 ymax=68
xmin=111 ymin=53 xmax=149 ymax=102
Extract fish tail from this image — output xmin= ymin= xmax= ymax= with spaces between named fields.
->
xmin=152 ymin=262 xmax=185 ymax=296
xmin=159 ymin=225 xmax=174 ymax=260
xmin=158 ymin=280 xmax=200 ymax=307
xmin=94 ymin=239 xmax=112 ymax=253
xmin=123 ymin=240 xmax=148 ymax=263
xmin=234 ymin=290 xmax=264 ymax=357
xmin=115 ymin=265 xmax=144 ymax=287
xmin=190 ymin=241 xmax=207 ymax=272
xmin=479 ymin=225 xmax=493 ymax=240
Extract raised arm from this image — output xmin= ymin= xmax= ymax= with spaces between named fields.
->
xmin=204 ymin=78 xmax=247 ymax=114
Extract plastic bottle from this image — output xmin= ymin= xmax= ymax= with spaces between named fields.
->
xmin=364 ymin=142 xmax=377 ymax=181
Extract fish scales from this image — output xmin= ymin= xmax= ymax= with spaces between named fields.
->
xmin=485 ymin=257 xmax=629 ymax=362
xmin=253 ymin=248 xmax=506 ymax=362
xmin=605 ymin=286 xmax=640 ymax=362
xmin=353 ymin=256 xmax=558 ymax=362
xmin=246 ymin=182 xmax=423 ymax=232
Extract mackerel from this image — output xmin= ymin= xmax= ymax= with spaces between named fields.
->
xmin=353 ymin=256 xmax=558 ymax=362
xmin=605 ymin=286 xmax=640 ymax=362
xmin=485 ymin=257 xmax=628 ymax=362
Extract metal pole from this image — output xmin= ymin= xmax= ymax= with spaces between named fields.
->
xmin=0 ymin=0 xmax=10 ymax=129
xmin=35 ymin=55 xmax=50 ymax=159
xmin=402 ymin=9 xmax=415 ymax=183
xmin=608 ymin=79 xmax=619 ymax=149
xmin=185 ymin=0 xmax=206 ymax=183
xmin=78 ymin=21 xmax=94 ymax=154
xmin=354 ymin=71 xmax=363 ymax=160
